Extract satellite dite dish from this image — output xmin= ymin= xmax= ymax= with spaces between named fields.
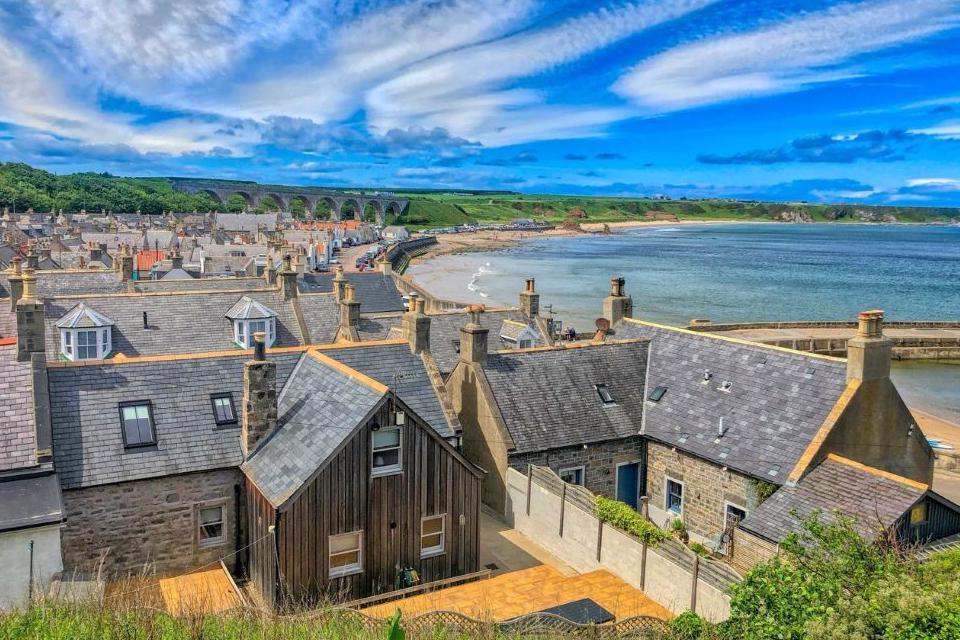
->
xmin=595 ymin=317 xmax=610 ymax=331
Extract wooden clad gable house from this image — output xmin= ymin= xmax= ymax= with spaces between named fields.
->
xmin=241 ymin=346 xmax=483 ymax=608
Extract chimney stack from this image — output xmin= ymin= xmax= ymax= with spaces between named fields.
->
xmin=7 ymin=257 xmax=23 ymax=311
xmin=459 ymin=305 xmax=489 ymax=365
xmin=241 ymin=332 xmax=277 ymax=457
xmin=846 ymin=310 xmax=891 ymax=382
xmin=333 ymin=264 xmax=347 ymax=302
xmin=602 ymin=276 xmax=633 ymax=325
xmin=294 ymin=246 xmax=307 ymax=275
xmin=120 ymin=244 xmax=135 ymax=281
xmin=25 ymin=243 xmax=39 ymax=270
xmin=264 ymin=253 xmax=277 ymax=284
xmin=279 ymin=253 xmax=298 ymax=299
xmin=378 ymin=256 xmax=392 ymax=277
xmin=88 ymin=241 xmax=102 ymax=265
xmin=16 ymin=268 xmax=45 ymax=362
xmin=170 ymin=246 xmax=183 ymax=270
xmin=518 ymin=278 xmax=539 ymax=319
xmin=403 ymin=294 xmax=431 ymax=354
xmin=339 ymin=283 xmax=361 ymax=342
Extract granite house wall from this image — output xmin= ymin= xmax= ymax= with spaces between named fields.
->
xmin=60 ymin=468 xmax=242 ymax=576
xmin=509 ymin=436 xmax=645 ymax=499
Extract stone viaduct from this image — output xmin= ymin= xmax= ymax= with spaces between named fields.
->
xmin=170 ymin=179 xmax=408 ymax=226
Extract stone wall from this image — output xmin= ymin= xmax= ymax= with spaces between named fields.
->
xmin=509 ymin=436 xmax=644 ymax=499
xmin=645 ymin=440 xmax=756 ymax=541
xmin=61 ymin=469 xmax=242 ymax=576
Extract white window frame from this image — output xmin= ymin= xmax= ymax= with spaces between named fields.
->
xmin=60 ymin=326 xmax=112 ymax=361
xmin=233 ymin=318 xmax=277 ymax=349
xmin=197 ymin=503 xmax=226 ymax=549
xmin=665 ymin=476 xmax=684 ymax=516
xmin=559 ymin=465 xmax=586 ymax=486
xmin=724 ymin=501 xmax=747 ymax=531
xmin=329 ymin=531 xmax=363 ymax=578
xmin=371 ymin=426 xmax=403 ymax=477
xmin=420 ymin=514 xmax=446 ymax=558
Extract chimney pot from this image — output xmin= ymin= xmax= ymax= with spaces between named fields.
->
xmin=253 ymin=331 xmax=266 ymax=360
xmin=857 ymin=309 xmax=884 ymax=338
xmin=846 ymin=309 xmax=891 ymax=382
xmin=602 ymin=276 xmax=633 ymax=325
xmin=519 ymin=277 xmax=539 ymax=318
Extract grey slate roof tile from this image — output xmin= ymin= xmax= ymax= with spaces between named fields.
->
xmin=739 ymin=455 xmax=925 ymax=542
xmin=295 ymin=294 xmax=340 ymax=344
xmin=135 ymin=277 xmax=270 ymax=293
xmin=49 ymin=352 xmax=302 ymax=489
xmin=242 ymin=354 xmax=385 ymax=507
xmin=298 ymin=273 xmax=406 ymax=313
xmin=0 ymin=471 xmax=63 ymax=532
xmin=427 ymin=309 xmax=531 ymax=375
xmin=0 ymin=345 xmax=38 ymax=472
xmin=482 ymin=341 xmax=650 ymax=454
xmin=613 ymin=320 xmax=847 ymax=483
xmin=43 ymin=290 xmax=304 ymax=357
xmin=0 ymin=271 xmax=126 ymax=297
xmin=324 ymin=343 xmax=453 ymax=438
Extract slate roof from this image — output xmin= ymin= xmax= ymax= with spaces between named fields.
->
xmin=295 ymin=294 xmax=341 ymax=344
xmin=48 ymin=352 xmax=303 ymax=489
xmin=427 ymin=308 xmax=531 ymax=375
xmin=0 ymin=270 xmax=126 ymax=297
xmin=324 ymin=342 xmax=454 ymax=438
xmin=54 ymin=303 xmax=115 ymax=328
xmin=242 ymin=353 xmax=385 ymax=507
xmin=135 ymin=277 xmax=269 ymax=293
xmin=358 ymin=313 xmax=404 ymax=341
xmin=216 ymin=213 xmax=278 ymax=232
xmin=613 ymin=320 xmax=848 ymax=483
xmin=298 ymin=272 xmax=406 ymax=313
xmin=0 ymin=471 xmax=63 ymax=532
xmin=482 ymin=341 xmax=650 ymax=454
xmin=43 ymin=290 xmax=303 ymax=357
xmin=0 ymin=344 xmax=38 ymax=472
xmin=739 ymin=455 xmax=926 ymax=543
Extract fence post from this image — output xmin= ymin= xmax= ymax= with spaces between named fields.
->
xmin=641 ymin=495 xmax=649 ymax=519
xmin=596 ymin=521 xmax=604 ymax=563
xmin=640 ymin=540 xmax=647 ymax=590
xmin=559 ymin=482 xmax=567 ymax=537
xmin=691 ymin=553 xmax=700 ymax=613
xmin=526 ymin=465 xmax=533 ymax=516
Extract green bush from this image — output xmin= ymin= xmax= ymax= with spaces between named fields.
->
xmin=594 ymin=496 xmax=668 ymax=545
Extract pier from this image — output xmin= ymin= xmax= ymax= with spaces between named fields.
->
xmin=687 ymin=320 xmax=960 ymax=359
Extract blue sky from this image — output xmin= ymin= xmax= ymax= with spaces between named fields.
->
xmin=2 ymin=0 xmax=960 ymax=205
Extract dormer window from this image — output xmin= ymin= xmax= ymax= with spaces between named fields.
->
xmin=225 ymin=296 xmax=278 ymax=349
xmin=56 ymin=303 xmax=114 ymax=361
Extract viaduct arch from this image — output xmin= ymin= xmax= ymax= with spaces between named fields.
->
xmin=171 ymin=178 xmax=407 ymax=226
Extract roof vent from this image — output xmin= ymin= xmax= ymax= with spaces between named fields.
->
xmin=717 ymin=417 xmax=728 ymax=438
xmin=648 ymin=386 xmax=668 ymax=403
xmin=805 ymin=367 xmax=815 ymax=378
xmin=719 ymin=380 xmax=732 ymax=392
xmin=596 ymin=384 xmax=615 ymax=405
xmin=702 ymin=369 xmax=712 ymax=383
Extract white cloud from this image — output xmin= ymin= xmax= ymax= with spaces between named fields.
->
xmin=910 ymin=121 xmax=960 ymax=139
xmin=614 ymin=0 xmax=960 ymax=111
xmin=365 ymin=0 xmax=716 ymax=145
xmin=905 ymin=178 xmax=960 ymax=189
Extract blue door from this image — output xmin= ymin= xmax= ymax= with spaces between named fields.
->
xmin=616 ymin=463 xmax=640 ymax=509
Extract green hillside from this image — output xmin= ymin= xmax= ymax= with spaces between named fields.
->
xmin=2 ymin=162 xmax=958 ymax=228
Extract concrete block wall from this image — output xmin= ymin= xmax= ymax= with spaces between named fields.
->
xmin=505 ymin=467 xmax=734 ymax=622
xmin=0 ymin=524 xmax=63 ymax=610
xmin=60 ymin=468 xmax=241 ymax=576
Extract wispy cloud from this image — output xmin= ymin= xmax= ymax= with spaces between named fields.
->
xmin=614 ymin=0 xmax=960 ymax=111
xmin=698 ymin=129 xmax=924 ymax=164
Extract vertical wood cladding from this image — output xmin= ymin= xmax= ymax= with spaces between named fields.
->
xmin=250 ymin=396 xmax=481 ymax=606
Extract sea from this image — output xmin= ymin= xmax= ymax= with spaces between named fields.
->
xmin=408 ymin=223 xmax=960 ymax=423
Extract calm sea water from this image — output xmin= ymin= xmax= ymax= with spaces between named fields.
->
xmin=408 ymin=223 xmax=960 ymax=421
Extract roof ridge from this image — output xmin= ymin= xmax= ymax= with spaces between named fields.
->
xmin=491 ymin=337 xmax=650 ymax=357
xmin=48 ymin=287 xmax=279 ymax=300
xmin=426 ymin=306 xmax=518 ymax=316
xmin=825 ymin=453 xmax=928 ymax=491
xmin=620 ymin=318 xmax=846 ymax=364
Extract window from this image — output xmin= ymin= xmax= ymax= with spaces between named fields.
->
xmin=198 ymin=505 xmax=225 ymax=548
xmin=725 ymin=503 xmax=747 ymax=530
xmin=910 ymin=502 xmax=928 ymax=526
xmin=119 ymin=402 xmax=156 ymax=448
xmin=76 ymin=330 xmax=98 ymax=359
xmin=64 ymin=330 xmax=72 ymax=357
xmin=595 ymin=384 xmax=615 ymax=404
xmin=518 ymin=338 xmax=533 ymax=349
xmin=329 ymin=531 xmax=363 ymax=577
xmin=666 ymin=478 xmax=684 ymax=515
xmin=648 ymin=386 xmax=668 ymax=402
xmin=210 ymin=394 xmax=237 ymax=426
xmin=372 ymin=427 xmax=402 ymax=476
xmin=421 ymin=515 xmax=446 ymax=558
xmin=559 ymin=466 xmax=585 ymax=486
xmin=451 ymin=339 xmax=461 ymax=354
xmin=233 ymin=318 xmax=277 ymax=349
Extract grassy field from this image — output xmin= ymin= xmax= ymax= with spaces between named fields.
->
xmin=391 ymin=193 xmax=960 ymax=229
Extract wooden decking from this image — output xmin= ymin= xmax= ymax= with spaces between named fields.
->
xmin=361 ymin=565 xmax=671 ymax=621
xmin=159 ymin=565 xmax=245 ymax=616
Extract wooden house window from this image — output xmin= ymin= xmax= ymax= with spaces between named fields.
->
xmin=210 ymin=394 xmax=237 ymax=426
xmin=119 ymin=401 xmax=156 ymax=448
xmin=421 ymin=515 xmax=445 ymax=558
xmin=665 ymin=477 xmax=684 ymax=516
xmin=198 ymin=505 xmax=225 ymax=548
xmin=330 ymin=531 xmax=363 ymax=578
xmin=910 ymin=502 xmax=928 ymax=526
xmin=559 ymin=466 xmax=585 ymax=486
xmin=372 ymin=427 xmax=402 ymax=476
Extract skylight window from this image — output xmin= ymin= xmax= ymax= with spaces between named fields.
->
xmin=595 ymin=384 xmax=615 ymax=404
xmin=648 ymin=386 xmax=668 ymax=402
xmin=119 ymin=401 xmax=156 ymax=448
xmin=210 ymin=394 xmax=237 ymax=426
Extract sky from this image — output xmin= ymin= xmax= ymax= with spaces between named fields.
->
xmin=2 ymin=0 xmax=960 ymax=205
